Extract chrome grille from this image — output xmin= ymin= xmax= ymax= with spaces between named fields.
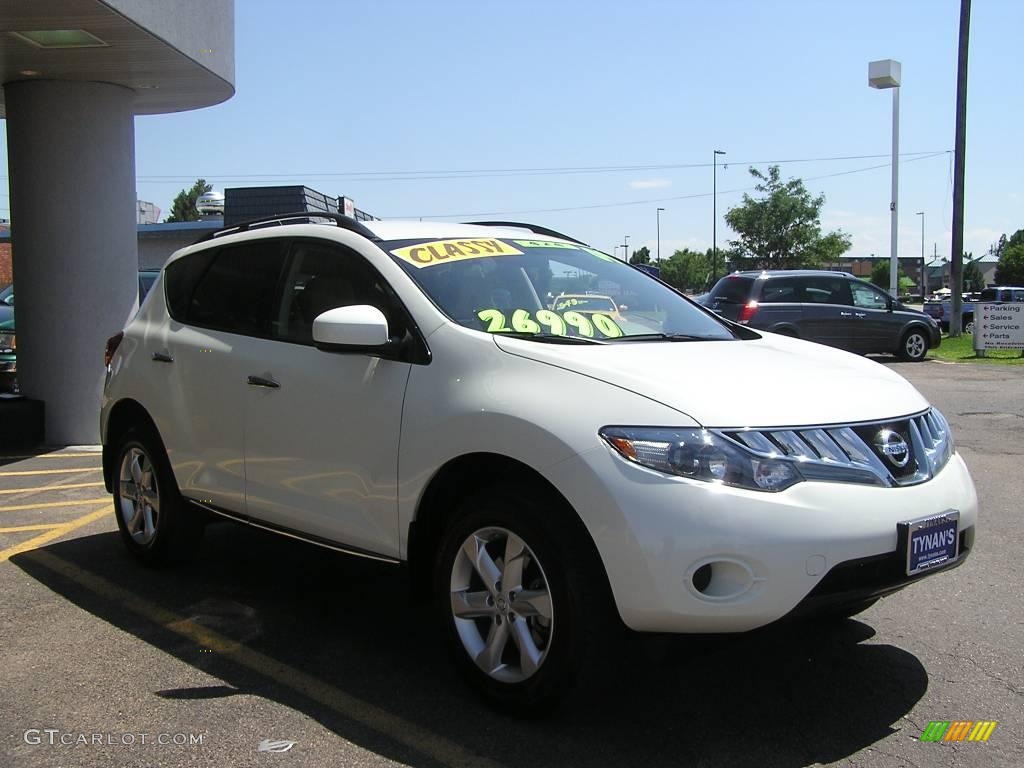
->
xmin=720 ymin=408 xmax=953 ymax=487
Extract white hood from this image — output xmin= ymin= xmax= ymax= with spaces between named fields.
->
xmin=493 ymin=334 xmax=929 ymax=428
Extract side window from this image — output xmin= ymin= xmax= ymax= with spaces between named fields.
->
xmin=165 ymin=250 xmax=216 ymax=322
xmin=274 ymin=241 xmax=406 ymax=345
xmin=799 ymin=276 xmax=853 ymax=306
xmin=850 ymin=282 xmax=890 ymax=310
xmin=759 ymin=277 xmax=800 ymax=303
xmin=187 ymin=240 xmax=287 ymax=337
xmin=1014 ymin=290 xmax=1024 ymax=302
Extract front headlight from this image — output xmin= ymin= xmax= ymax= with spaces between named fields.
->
xmin=599 ymin=426 xmax=802 ymax=492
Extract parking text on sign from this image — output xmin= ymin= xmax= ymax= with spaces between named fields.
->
xmin=973 ymin=303 xmax=1024 ymax=351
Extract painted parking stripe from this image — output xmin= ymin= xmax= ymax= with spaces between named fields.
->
xmin=0 ymin=505 xmax=110 ymax=563
xmin=0 ymin=481 xmax=107 ymax=495
xmin=0 ymin=523 xmax=63 ymax=533
xmin=0 ymin=468 xmax=101 ymax=477
xmin=21 ymin=548 xmax=506 ymax=768
xmin=0 ymin=497 xmax=111 ymax=513
xmin=0 ymin=452 xmax=101 ymax=460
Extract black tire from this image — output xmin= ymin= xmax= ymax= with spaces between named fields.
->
xmin=112 ymin=427 xmax=203 ymax=566
xmin=898 ymin=328 xmax=929 ymax=362
xmin=433 ymin=483 xmax=617 ymax=715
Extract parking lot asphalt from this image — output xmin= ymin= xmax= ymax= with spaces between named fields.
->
xmin=1 ymin=359 xmax=1021 ymax=768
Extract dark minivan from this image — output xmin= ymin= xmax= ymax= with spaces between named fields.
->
xmin=707 ymin=270 xmax=941 ymax=361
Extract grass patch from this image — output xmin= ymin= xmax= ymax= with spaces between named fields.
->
xmin=929 ymin=333 xmax=1024 ymax=365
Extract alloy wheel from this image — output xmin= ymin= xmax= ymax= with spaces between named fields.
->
xmin=905 ymin=333 xmax=926 ymax=360
xmin=449 ymin=526 xmax=554 ymax=684
xmin=118 ymin=446 xmax=161 ymax=546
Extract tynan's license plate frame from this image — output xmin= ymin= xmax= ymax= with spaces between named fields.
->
xmin=898 ymin=510 xmax=960 ymax=577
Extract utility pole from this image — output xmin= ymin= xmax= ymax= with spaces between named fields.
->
xmin=656 ymin=207 xmax=665 ymax=265
xmin=950 ymin=0 xmax=971 ymax=336
xmin=712 ymin=150 xmax=726 ymax=282
xmin=622 ymin=235 xmax=630 ymax=262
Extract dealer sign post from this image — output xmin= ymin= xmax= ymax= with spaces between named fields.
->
xmin=973 ymin=303 xmax=1024 ymax=357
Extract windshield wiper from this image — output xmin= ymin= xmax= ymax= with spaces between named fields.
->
xmin=605 ymin=333 xmax=721 ymax=342
xmin=492 ymin=332 xmax=606 ymax=345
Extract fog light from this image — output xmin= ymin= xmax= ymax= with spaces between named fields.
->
xmin=692 ymin=563 xmax=713 ymax=593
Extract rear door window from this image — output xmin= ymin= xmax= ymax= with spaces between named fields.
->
xmin=186 ymin=240 xmax=288 ymax=337
xmin=800 ymin=276 xmax=853 ymax=306
xmin=758 ymin=277 xmax=800 ymax=303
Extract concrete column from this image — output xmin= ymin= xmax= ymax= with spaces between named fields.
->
xmin=5 ymin=80 xmax=138 ymax=444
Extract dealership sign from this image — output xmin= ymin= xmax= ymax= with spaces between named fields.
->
xmin=973 ymin=303 xmax=1024 ymax=351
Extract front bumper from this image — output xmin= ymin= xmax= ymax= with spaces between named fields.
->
xmin=548 ymin=447 xmax=978 ymax=633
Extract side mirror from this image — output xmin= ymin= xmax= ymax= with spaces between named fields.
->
xmin=313 ymin=305 xmax=390 ymax=350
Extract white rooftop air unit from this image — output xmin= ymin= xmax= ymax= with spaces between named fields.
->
xmin=196 ymin=191 xmax=225 ymax=215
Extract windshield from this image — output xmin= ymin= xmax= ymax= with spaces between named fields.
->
xmin=385 ymin=237 xmax=734 ymax=341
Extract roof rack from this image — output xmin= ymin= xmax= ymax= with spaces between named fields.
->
xmin=462 ymin=221 xmax=588 ymax=247
xmin=193 ymin=211 xmax=378 ymax=244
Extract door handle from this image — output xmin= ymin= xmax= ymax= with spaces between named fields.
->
xmin=840 ymin=311 xmax=853 ymax=317
xmin=151 ymin=351 xmax=174 ymax=363
xmin=247 ymin=375 xmax=280 ymax=389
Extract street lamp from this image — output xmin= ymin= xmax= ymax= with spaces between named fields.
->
xmin=916 ymin=211 xmax=925 ymax=298
xmin=712 ymin=150 xmax=726 ymax=282
xmin=622 ymin=234 xmax=630 ymax=262
xmin=869 ymin=59 xmax=902 ymax=298
xmin=656 ymin=207 xmax=665 ymax=264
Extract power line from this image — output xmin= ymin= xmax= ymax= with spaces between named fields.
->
xmin=116 ymin=150 xmax=949 ymax=184
xmin=396 ymin=152 xmax=950 ymax=219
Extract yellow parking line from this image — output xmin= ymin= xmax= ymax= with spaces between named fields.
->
xmin=21 ymin=549 xmax=506 ymax=768
xmin=0 ymin=468 xmax=100 ymax=477
xmin=0 ymin=482 xmax=106 ymax=495
xmin=0 ymin=506 xmax=110 ymax=563
xmin=0 ymin=497 xmax=111 ymax=513
xmin=0 ymin=523 xmax=62 ymax=533
xmin=0 ymin=452 xmax=101 ymax=460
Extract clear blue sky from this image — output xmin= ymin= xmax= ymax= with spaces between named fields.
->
xmin=3 ymin=0 xmax=1022 ymax=262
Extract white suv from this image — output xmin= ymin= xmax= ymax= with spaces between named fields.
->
xmin=101 ymin=214 xmax=977 ymax=712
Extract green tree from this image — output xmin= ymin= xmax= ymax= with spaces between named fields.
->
xmin=659 ymin=248 xmax=711 ymax=292
xmin=165 ymin=178 xmax=213 ymax=222
xmin=995 ymin=243 xmax=1024 ymax=285
xmin=869 ymin=260 xmax=910 ymax=293
xmin=629 ymin=246 xmax=651 ymax=265
xmin=724 ymin=166 xmax=852 ymax=269
xmin=963 ymin=259 xmax=985 ymax=292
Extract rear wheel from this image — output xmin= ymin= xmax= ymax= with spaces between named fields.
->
xmin=434 ymin=484 xmax=616 ymax=714
xmin=963 ymin=316 xmax=975 ymax=335
xmin=113 ymin=428 xmax=203 ymax=565
xmin=898 ymin=328 xmax=929 ymax=362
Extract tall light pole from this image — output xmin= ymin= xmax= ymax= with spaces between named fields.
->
xmin=869 ymin=59 xmax=902 ymax=298
xmin=712 ymin=149 xmax=726 ymax=282
xmin=949 ymin=0 xmax=971 ymax=337
xmin=622 ymin=235 xmax=630 ymax=262
xmin=656 ymin=207 xmax=665 ymax=264
xmin=916 ymin=211 xmax=925 ymax=298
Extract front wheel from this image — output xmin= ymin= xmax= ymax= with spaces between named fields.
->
xmin=898 ymin=329 xmax=929 ymax=362
xmin=435 ymin=486 xmax=616 ymax=714
xmin=113 ymin=428 xmax=203 ymax=565
xmin=963 ymin=316 xmax=975 ymax=335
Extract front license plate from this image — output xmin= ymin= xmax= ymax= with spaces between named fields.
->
xmin=900 ymin=511 xmax=959 ymax=576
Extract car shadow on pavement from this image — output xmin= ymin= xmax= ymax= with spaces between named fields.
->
xmin=13 ymin=522 xmax=930 ymax=768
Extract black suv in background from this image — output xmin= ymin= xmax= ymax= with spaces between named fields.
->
xmin=706 ymin=270 xmax=940 ymax=361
